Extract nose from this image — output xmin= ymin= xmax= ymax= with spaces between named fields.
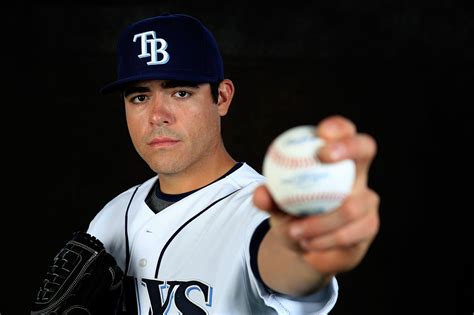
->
xmin=149 ymin=94 xmax=174 ymax=126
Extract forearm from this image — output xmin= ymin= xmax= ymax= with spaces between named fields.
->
xmin=258 ymin=227 xmax=333 ymax=297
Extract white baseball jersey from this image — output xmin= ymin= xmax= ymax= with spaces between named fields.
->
xmin=87 ymin=163 xmax=338 ymax=314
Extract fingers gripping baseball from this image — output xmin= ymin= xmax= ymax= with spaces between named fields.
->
xmin=299 ymin=195 xmax=380 ymax=251
xmin=262 ymin=125 xmax=355 ymax=216
xmin=255 ymin=115 xmax=380 ymax=275
xmin=315 ymin=115 xmax=357 ymax=141
xmin=289 ymin=189 xmax=380 ymax=241
xmin=316 ymin=116 xmax=378 ymax=191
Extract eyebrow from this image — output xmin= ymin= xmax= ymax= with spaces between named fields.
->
xmin=122 ymin=86 xmax=149 ymax=97
xmin=162 ymin=80 xmax=201 ymax=88
xmin=122 ymin=80 xmax=202 ymax=98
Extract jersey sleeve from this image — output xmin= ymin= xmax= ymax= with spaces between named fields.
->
xmin=245 ymin=218 xmax=339 ymax=314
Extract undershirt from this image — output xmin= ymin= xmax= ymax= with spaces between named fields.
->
xmin=145 ymin=162 xmax=244 ymax=213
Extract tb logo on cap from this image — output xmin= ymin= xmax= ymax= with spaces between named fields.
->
xmin=133 ymin=31 xmax=170 ymax=65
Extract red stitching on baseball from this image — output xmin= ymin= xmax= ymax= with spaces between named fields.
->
xmin=279 ymin=192 xmax=347 ymax=208
xmin=268 ymin=144 xmax=318 ymax=169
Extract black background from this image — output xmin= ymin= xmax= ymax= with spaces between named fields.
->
xmin=1 ymin=1 xmax=473 ymax=314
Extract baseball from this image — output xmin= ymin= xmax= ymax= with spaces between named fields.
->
xmin=262 ymin=125 xmax=355 ymax=216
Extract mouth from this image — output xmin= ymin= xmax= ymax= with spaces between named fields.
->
xmin=148 ymin=137 xmax=181 ymax=148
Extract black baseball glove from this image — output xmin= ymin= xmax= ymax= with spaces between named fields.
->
xmin=31 ymin=231 xmax=124 ymax=315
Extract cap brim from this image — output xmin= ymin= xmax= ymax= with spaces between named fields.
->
xmin=100 ymin=72 xmax=222 ymax=94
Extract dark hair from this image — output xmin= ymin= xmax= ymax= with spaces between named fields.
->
xmin=210 ymin=81 xmax=222 ymax=104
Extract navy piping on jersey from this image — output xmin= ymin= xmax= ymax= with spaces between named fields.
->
xmin=249 ymin=218 xmax=273 ymax=292
xmin=154 ymin=189 xmax=241 ymax=278
xmin=124 ymin=184 xmax=142 ymax=276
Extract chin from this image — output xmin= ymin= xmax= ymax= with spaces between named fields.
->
xmin=150 ymin=161 xmax=186 ymax=175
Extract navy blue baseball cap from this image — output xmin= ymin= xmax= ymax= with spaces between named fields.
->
xmin=100 ymin=13 xmax=224 ymax=94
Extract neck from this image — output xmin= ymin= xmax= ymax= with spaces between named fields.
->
xmin=158 ymin=147 xmax=237 ymax=194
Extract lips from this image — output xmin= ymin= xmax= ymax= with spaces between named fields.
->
xmin=148 ymin=137 xmax=180 ymax=147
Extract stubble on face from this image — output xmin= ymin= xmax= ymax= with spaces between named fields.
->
xmin=139 ymin=105 xmax=222 ymax=178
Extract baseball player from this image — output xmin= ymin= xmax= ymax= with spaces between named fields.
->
xmin=87 ymin=13 xmax=380 ymax=314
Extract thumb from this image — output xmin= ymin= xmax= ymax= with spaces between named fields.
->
xmin=253 ymin=185 xmax=290 ymax=219
xmin=253 ymin=185 xmax=274 ymax=211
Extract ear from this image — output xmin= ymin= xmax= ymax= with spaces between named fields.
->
xmin=216 ymin=79 xmax=235 ymax=117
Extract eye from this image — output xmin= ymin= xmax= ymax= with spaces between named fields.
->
xmin=129 ymin=94 xmax=148 ymax=104
xmin=173 ymin=90 xmax=192 ymax=98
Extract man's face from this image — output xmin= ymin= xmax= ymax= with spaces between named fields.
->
xmin=123 ymin=80 xmax=224 ymax=176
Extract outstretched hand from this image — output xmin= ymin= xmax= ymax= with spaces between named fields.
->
xmin=253 ymin=115 xmax=380 ymax=275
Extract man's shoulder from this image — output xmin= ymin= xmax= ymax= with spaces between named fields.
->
xmin=105 ymin=175 xmax=157 ymax=208
xmin=227 ymin=162 xmax=265 ymax=187
xmin=87 ymin=176 xmax=157 ymax=234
